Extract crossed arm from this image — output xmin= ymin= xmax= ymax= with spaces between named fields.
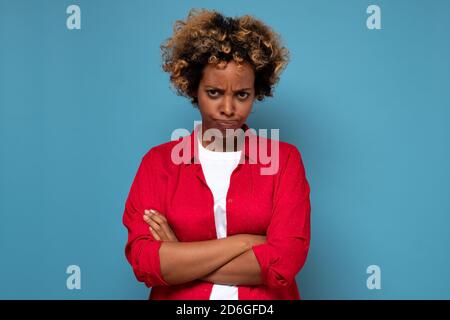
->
xmin=143 ymin=209 xmax=264 ymax=286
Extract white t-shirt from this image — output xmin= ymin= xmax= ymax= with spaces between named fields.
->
xmin=196 ymin=127 xmax=242 ymax=300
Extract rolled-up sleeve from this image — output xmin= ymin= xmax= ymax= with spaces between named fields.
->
xmin=252 ymin=145 xmax=311 ymax=289
xmin=122 ymin=150 xmax=170 ymax=287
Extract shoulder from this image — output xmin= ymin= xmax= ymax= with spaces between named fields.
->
xmin=247 ymin=132 xmax=306 ymax=178
xmin=140 ymin=138 xmax=183 ymax=169
xmin=280 ymin=140 xmax=303 ymax=162
xmin=260 ymin=134 xmax=304 ymax=164
xmin=269 ymin=137 xmax=307 ymax=181
xmin=277 ymin=139 xmax=300 ymax=156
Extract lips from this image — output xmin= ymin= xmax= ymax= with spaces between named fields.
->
xmin=215 ymin=120 xmax=239 ymax=129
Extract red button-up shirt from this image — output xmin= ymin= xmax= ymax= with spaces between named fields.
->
xmin=122 ymin=123 xmax=311 ymax=299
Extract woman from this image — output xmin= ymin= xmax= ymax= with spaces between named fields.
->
xmin=123 ymin=8 xmax=311 ymax=300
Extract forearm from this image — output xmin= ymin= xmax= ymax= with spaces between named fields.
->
xmin=159 ymin=234 xmax=250 ymax=285
xmin=200 ymin=248 xmax=263 ymax=286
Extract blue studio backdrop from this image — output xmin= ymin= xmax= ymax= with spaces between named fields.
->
xmin=1 ymin=0 xmax=449 ymax=299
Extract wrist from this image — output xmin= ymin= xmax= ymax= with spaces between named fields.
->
xmin=230 ymin=234 xmax=252 ymax=252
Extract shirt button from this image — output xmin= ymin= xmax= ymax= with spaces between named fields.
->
xmin=228 ymin=199 xmax=233 ymax=203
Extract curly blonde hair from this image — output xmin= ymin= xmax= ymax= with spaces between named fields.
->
xmin=160 ymin=8 xmax=290 ymax=106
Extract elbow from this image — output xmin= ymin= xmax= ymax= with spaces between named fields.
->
xmin=258 ymin=246 xmax=309 ymax=290
xmin=126 ymin=239 xmax=170 ymax=288
xmin=264 ymin=266 xmax=298 ymax=289
xmin=131 ymin=264 xmax=168 ymax=288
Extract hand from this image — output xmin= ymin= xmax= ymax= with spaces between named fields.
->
xmin=247 ymin=234 xmax=267 ymax=246
xmin=230 ymin=234 xmax=267 ymax=251
xmin=240 ymin=234 xmax=267 ymax=248
xmin=143 ymin=209 xmax=179 ymax=242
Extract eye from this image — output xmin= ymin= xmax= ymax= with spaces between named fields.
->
xmin=237 ymin=92 xmax=249 ymax=99
xmin=206 ymin=89 xmax=220 ymax=98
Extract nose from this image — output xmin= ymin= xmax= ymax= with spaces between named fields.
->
xmin=220 ymin=95 xmax=235 ymax=117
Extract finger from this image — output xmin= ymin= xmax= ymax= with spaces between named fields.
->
xmin=145 ymin=209 xmax=161 ymax=215
xmin=145 ymin=210 xmax=168 ymax=224
xmin=143 ymin=214 xmax=152 ymax=225
xmin=144 ymin=209 xmax=156 ymax=217
xmin=146 ymin=215 xmax=164 ymax=239
xmin=148 ymin=209 xmax=163 ymax=216
xmin=151 ymin=215 xmax=177 ymax=241
xmin=146 ymin=217 xmax=171 ymax=241
xmin=148 ymin=214 xmax=173 ymax=240
xmin=145 ymin=217 xmax=163 ymax=232
xmin=145 ymin=210 xmax=177 ymax=241
xmin=168 ymin=233 xmax=178 ymax=242
xmin=148 ymin=213 xmax=166 ymax=225
xmin=144 ymin=210 xmax=167 ymax=223
xmin=149 ymin=209 xmax=167 ymax=220
xmin=149 ymin=226 xmax=161 ymax=241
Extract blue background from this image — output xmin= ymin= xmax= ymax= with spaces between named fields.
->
xmin=1 ymin=0 xmax=449 ymax=299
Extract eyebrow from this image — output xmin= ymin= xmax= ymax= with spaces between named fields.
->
xmin=204 ymin=85 xmax=252 ymax=93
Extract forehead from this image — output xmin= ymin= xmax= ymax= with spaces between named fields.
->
xmin=201 ymin=61 xmax=254 ymax=86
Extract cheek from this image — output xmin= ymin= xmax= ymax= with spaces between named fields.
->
xmin=198 ymin=95 xmax=217 ymax=111
xmin=239 ymin=100 xmax=254 ymax=114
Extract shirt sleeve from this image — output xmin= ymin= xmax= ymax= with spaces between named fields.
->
xmin=122 ymin=149 xmax=170 ymax=288
xmin=251 ymin=145 xmax=311 ymax=289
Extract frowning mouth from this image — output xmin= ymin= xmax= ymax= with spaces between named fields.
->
xmin=215 ymin=120 xmax=240 ymax=129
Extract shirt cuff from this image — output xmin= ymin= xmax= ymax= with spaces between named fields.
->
xmin=252 ymin=243 xmax=285 ymax=288
xmin=139 ymin=240 xmax=170 ymax=287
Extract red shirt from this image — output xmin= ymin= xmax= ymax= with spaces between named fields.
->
xmin=122 ymin=123 xmax=311 ymax=300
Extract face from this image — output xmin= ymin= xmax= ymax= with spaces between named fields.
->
xmin=195 ymin=60 xmax=255 ymax=140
